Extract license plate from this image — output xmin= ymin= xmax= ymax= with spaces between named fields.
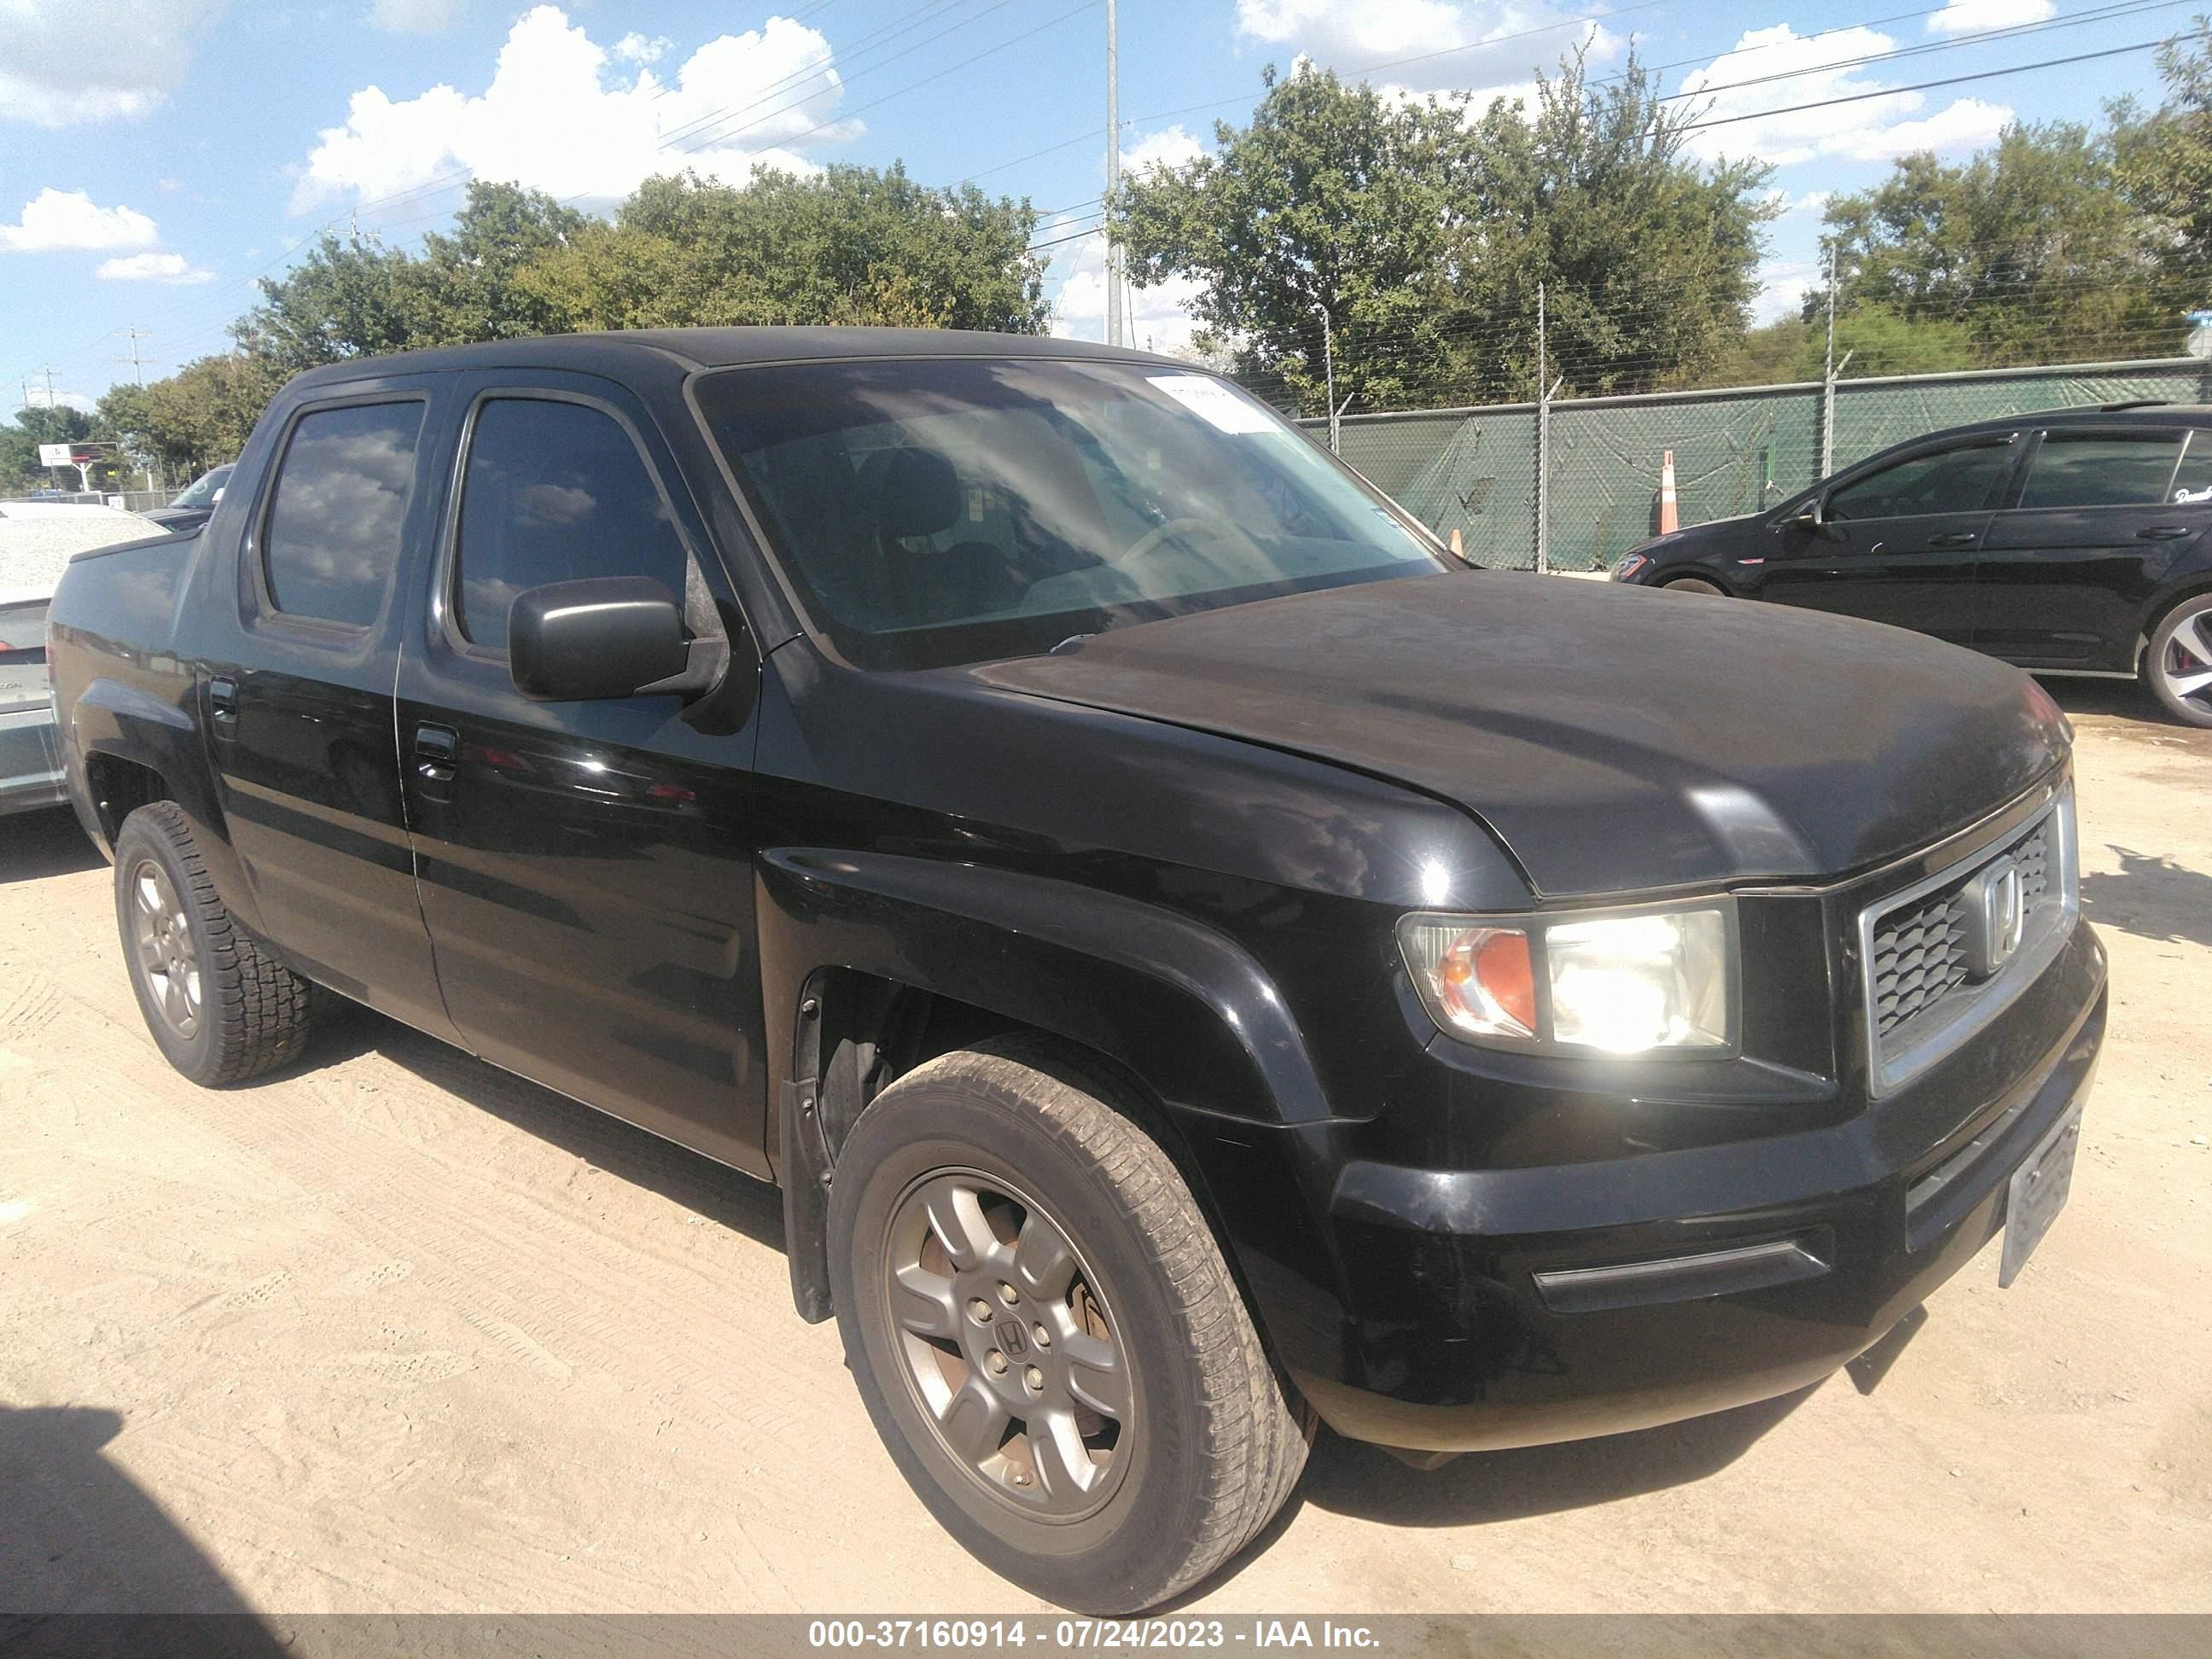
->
xmin=1999 ymin=1101 xmax=2082 ymax=1287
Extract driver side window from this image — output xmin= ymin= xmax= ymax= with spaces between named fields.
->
xmin=1828 ymin=442 xmax=2014 ymax=521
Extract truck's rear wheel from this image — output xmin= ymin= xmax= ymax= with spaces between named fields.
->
xmin=827 ymin=1038 xmax=1307 ymax=1612
xmin=113 ymin=802 xmax=316 ymax=1086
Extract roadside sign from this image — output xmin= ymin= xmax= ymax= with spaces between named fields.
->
xmin=37 ymin=443 xmax=72 ymax=468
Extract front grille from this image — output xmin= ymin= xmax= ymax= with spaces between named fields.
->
xmin=1869 ymin=816 xmax=2053 ymax=1043
xmin=1859 ymin=789 xmax=2075 ymax=1098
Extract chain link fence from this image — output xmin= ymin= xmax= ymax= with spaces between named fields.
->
xmin=1295 ymin=356 xmax=2212 ymax=571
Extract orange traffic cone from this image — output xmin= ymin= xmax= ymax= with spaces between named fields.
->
xmin=1449 ymin=527 xmax=1464 ymax=560
xmin=1657 ymin=449 xmax=1679 ymax=534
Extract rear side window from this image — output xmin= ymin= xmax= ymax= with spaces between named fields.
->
xmin=2162 ymin=431 xmax=2212 ymax=505
xmin=453 ymin=398 xmax=689 ymax=654
xmin=262 ymin=402 xmax=426 ymax=626
xmin=2017 ymin=431 xmax=2186 ymax=510
xmin=1827 ymin=442 xmax=2013 ymax=521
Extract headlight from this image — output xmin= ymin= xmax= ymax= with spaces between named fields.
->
xmin=1399 ymin=902 xmax=1738 ymax=1055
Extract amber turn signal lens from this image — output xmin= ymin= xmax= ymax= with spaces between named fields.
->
xmin=1436 ymin=927 xmax=1536 ymax=1039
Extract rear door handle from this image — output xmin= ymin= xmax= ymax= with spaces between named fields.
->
xmin=413 ymin=723 xmax=459 ymax=800
xmin=2137 ymin=525 xmax=2194 ymax=541
xmin=208 ymin=676 xmax=238 ymax=736
xmin=1927 ymin=532 xmax=1980 ymax=549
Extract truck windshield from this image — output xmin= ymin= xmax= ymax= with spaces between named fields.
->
xmin=170 ymin=464 xmax=232 ymax=509
xmin=694 ymin=357 xmax=1443 ymax=670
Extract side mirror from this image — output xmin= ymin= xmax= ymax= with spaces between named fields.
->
xmin=1782 ymin=497 xmax=1825 ymax=533
xmin=508 ymin=576 xmax=713 ymax=701
xmin=212 ymin=486 xmax=224 ymax=504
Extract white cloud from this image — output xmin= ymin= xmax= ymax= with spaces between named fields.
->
xmin=1750 ymin=258 xmax=1819 ymax=326
xmin=96 ymin=251 xmax=215 ymax=283
xmin=1926 ymin=0 xmax=2055 ymax=38
xmin=1680 ymin=26 xmax=2011 ymax=167
xmin=1045 ymin=218 xmax=1205 ymax=356
xmin=20 ymin=388 xmax=97 ymax=415
xmin=370 ymin=0 xmax=464 ymax=32
xmin=0 ymin=189 xmax=159 ymax=253
xmin=295 ymin=5 xmax=857 ymax=213
xmin=1121 ymin=125 xmax=1204 ymax=175
xmin=1827 ymin=97 xmax=2011 ymax=163
xmin=1237 ymin=1 xmax=1618 ymax=95
xmin=0 ymin=0 xmax=229 ymax=127
xmin=614 ymin=32 xmax=672 ymax=65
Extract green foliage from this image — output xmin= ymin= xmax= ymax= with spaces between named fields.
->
xmin=127 ymin=352 xmax=289 ymax=477
xmin=90 ymin=165 xmax=1045 ymax=486
xmin=1 ymin=403 xmax=96 ymax=493
xmin=1813 ymin=40 xmax=2212 ymax=373
xmin=1438 ymin=52 xmax=1776 ymax=401
xmin=1111 ymin=53 xmax=1775 ymax=413
xmin=2114 ymin=18 xmax=2212 ymax=282
xmin=519 ymin=168 xmax=1046 ymax=333
xmin=1112 ymin=66 xmax=1471 ymax=415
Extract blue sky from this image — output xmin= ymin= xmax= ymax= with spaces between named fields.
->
xmin=0 ymin=0 xmax=2180 ymax=413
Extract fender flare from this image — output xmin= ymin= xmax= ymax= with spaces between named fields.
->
xmin=67 ymin=678 xmax=259 ymax=930
xmin=756 ymin=847 xmax=1360 ymax=1348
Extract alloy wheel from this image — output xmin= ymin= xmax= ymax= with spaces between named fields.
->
xmin=2155 ymin=597 xmax=2212 ymax=720
xmin=882 ymin=1168 xmax=1132 ymax=1522
xmin=129 ymin=858 xmax=201 ymax=1039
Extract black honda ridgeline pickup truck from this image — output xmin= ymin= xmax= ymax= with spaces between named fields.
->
xmin=49 ymin=330 xmax=2105 ymax=1610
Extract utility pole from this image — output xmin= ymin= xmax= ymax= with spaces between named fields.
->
xmin=1310 ymin=301 xmax=1338 ymax=454
xmin=1821 ymin=244 xmax=1839 ymax=478
xmin=1104 ymin=0 xmax=1122 ymax=346
xmin=1540 ymin=292 xmax=1557 ymax=584
xmin=119 ymin=328 xmax=164 ymax=492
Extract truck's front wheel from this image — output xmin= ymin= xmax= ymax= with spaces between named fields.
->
xmin=828 ymin=1038 xmax=1308 ymax=1612
xmin=113 ymin=802 xmax=316 ymax=1086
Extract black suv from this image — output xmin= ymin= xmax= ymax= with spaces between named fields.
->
xmin=1610 ymin=405 xmax=2212 ymax=726
xmin=49 ymin=330 xmax=2105 ymax=1611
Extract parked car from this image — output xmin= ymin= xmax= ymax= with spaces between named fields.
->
xmin=47 ymin=330 xmax=2105 ymax=1611
xmin=1 ymin=583 xmax=63 ymax=813
xmin=1610 ymin=404 xmax=2212 ymax=727
xmin=137 ymin=463 xmax=234 ymax=535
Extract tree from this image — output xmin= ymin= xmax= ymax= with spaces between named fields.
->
xmin=1436 ymin=51 xmax=1776 ymax=401
xmin=2115 ymin=19 xmax=2212 ymax=285
xmin=0 ymin=404 xmax=96 ymax=494
xmin=1111 ymin=54 xmax=1775 ymax=413
xmin=138 ymin=352 xmax=289 ymax=475
xmin=1813 ymin=118 xmax=2186 ymax=368
xmin=518 ymin=166 xmax=1048 ymax=334
xmin=1111 ymin=66 xmax=1471 ymax=415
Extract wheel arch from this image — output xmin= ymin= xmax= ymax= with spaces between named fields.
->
xmin=755 ymin=847 xmax=1352 ymax=1377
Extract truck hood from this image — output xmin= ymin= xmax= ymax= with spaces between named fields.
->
xmin=964 ymin=571 xmax=2069 ymax=897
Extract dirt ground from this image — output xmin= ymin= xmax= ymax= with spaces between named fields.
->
xmin=2 ymin=680 xmax=2207 ymax=1619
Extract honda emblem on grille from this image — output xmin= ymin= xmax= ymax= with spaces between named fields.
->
xmin=1962 ymin=854 xmax=2025 ymax=979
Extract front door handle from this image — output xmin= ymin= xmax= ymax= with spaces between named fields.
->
xmin=413 ymin=723 xmax=459 ymax=800
xmin=1927 ymin=532 xmax=1980 ymax=549
xmin=2137 ymin=525 xmax=2194 ymax=541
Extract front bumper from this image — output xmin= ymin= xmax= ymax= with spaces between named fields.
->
xmin=0 ymin=707 xmax=67 ymax=816
xmin=1289 ymin=920 xmax=2107 ymax=1453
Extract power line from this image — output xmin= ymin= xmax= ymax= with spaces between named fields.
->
xmin=1676 ymin=34 xmax=2169 ymax=131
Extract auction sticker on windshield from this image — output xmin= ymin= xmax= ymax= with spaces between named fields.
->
xmin=1148 ymin=374 xmax=1276 ymax=434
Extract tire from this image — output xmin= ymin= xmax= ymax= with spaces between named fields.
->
xmin=1661 ymin=575 xmax=1727 ymax=597
xmin=113 ymin=801 xmax=316 ymax=1086
xmin=828 ymin=1037 xmax=1308 ymax=1612
xmin=2142 ymin=591 xmax=2212 ymax=728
